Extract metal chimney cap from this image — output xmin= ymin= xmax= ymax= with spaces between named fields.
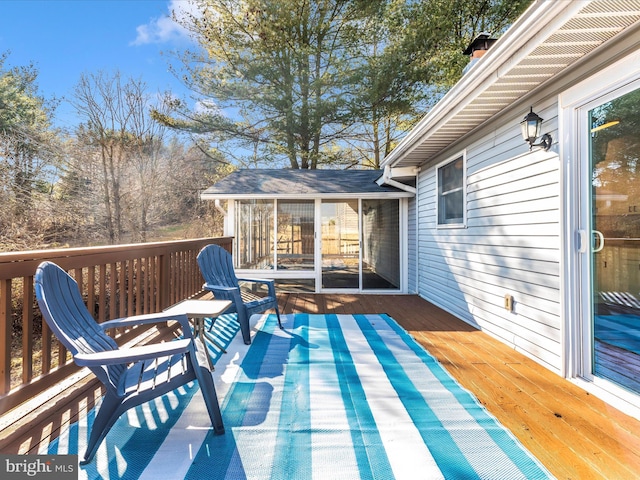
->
xmin=463 ymin=33 xmax=497 ymax=55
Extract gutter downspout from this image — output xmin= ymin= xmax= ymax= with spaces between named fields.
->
xmin=214 ymin=199 xmax=227 ymax=217
xmin=377 ymin=165 xmax=417 ymax=194
xmin=214 ymin=199 xmax=232 ymax=237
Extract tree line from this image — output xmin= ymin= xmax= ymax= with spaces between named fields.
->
xmin=0 ymin=58 xmax=228 ymax=251
xmin=156 ymin=0 xmax=529 ymax=169
xmin=0 ymin=0 xmax=529 ymax=251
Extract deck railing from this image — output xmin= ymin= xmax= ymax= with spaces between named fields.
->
xmin=0 ymin=237 xmax=232 ymax=416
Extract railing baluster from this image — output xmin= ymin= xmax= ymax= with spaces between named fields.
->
xmin=1 ymin=279 xmax=12 ymax=395
xmin=151 ymin=256 xmax=159 ymax=312
xmin=98 ymin=265 xmax=107 ymax=325
xmin=127 ymin=260 xmax=134 ymax=316
xmin=145 ymin=257 xmax=151 ymax=314
xmin=22 ymin=277 xmax=34 ymax=384
xmin=136 ymin=259 xmax=143 ymax=315
xmin=159 ymin=253 xmax=169 ymax=311
xmin=109 ymin=262 xmax=117 ymax=328
xmin=87 ymin=266 xmax=96 ymax=321
xmin=119 ymin=261 xmax=126 ymax=318
xmin=41 ymin=313 xmax=51 ymax=375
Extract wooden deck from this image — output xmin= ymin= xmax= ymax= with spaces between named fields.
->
xmin=2 ymin=293 xmax=640 ymax=479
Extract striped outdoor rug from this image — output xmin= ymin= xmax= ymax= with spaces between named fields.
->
xmin=47 ymin=313 xmax=553 ymax=479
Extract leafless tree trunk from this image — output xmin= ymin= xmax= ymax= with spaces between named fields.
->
xmin=72 ymin=71 xmax=156 ymax=244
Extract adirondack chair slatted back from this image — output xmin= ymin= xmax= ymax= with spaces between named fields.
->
xmin=35 ymin=262 xmax=124 ymax=390
xmin=197 ymin=245 xmax=240 ymax=297
xmin=197 ymin=244 xmax=283 ymax=344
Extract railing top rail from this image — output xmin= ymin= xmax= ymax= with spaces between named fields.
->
xmin=0 ymin=237 xmax=233 ymax=280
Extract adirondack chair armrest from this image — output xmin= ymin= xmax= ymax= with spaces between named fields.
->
xmin=202 ymin=284 xmax=244 ymax=303
xmin=237 ymin=277 xmax=276 ymax=296
xmin=202 ymin=283 xmax=237 ymax=293
xmin=101 ymin=312 xmax=192 ymax=337
xmin=237 ymin=277 xmax=274 ymax=284
xmin=74 ymin=338 xmax=193 ymax=366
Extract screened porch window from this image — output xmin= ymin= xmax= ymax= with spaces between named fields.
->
xmin=437 ymin=155 xmax=465 ymax=226
xmin=235 ymin=200 xmax=274 ymax=269
xmin=277 ymin=200 xmax=314 ymax=270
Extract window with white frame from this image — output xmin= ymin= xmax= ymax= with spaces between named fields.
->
xmin=437 ymin=154 xmax=465 ymax=226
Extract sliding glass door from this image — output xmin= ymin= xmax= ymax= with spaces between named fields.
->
xmin=362 ymin=199 xmax=400 ymax=290
xmin=586 ymin=85 xmax=640 ymax=393
xmin=320 ymin=199 xmax=400 ymax=291
xmin=276 ymin=200 xmax=315 ymax=271
xmin=321 ymin=200 xmax=360 ymax=289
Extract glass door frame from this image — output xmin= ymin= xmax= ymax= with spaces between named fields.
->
xmin=561 ymin=49 xmax=640 ymax=416
xmin=579 ymin=79 xmax=640 ymax=383
xmin=318 ymin=199 xmax=362 ymax=292
xmin=316 ymin=197 xmax=405 ymax=293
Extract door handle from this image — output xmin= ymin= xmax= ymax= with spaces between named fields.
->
xmin=577 ymin=230 xmax=587 ymax=253
xmin=593 ymin=230 xmax=605 ymax=253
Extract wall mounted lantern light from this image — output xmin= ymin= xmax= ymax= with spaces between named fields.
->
xmin=520 ymin=107 xmax=552 ymax=151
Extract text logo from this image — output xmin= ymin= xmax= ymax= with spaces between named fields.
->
xmin=1 ymin=455 xmax=77 ymax=479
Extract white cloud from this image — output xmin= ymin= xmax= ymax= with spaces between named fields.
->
xmin=131 ymin=0 xmax=197 ymax=46
xmin=195 ymin=99 xmax=224 ymax=116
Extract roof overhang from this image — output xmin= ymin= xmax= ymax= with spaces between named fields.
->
xmin=201 ymin=191 xmax=413 ymax=201
xmin=200 ymin=169 xmax=414 ymax=202
xmin=381 ymin=0 xmax=640 ymax=170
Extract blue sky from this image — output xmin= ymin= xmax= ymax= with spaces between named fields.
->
xmin=0 ymin=0 xmax=196 ymax=130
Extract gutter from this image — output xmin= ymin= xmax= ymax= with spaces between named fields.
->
xmin=214 ymin=199 xmax=234 ymax=237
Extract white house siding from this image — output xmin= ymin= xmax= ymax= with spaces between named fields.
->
xmin=407 ymin=197 xmax=417 ymax=293
xmin=415 ymin=108 xmax=562 ymax=373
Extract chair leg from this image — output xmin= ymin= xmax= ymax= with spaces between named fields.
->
xmin=81 ymin=393 xmax=123 ymax=465
xmin=237 ymin=308 xmax=251 ymax=345
xmin=275 ymin=306 xmax=283 ymax=330
xmin=192 ymin=350 xmax=225 ymax=435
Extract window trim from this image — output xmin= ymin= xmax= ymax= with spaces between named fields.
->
xmin=436 ymin=152 xmax=467 ymax=228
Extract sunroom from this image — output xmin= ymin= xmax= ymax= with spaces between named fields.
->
xmin=200 ymin=169 xmax=414 ymax=293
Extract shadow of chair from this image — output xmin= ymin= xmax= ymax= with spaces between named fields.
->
xmin=197 ymin=244 xmax=283 ymax=345
xmin=34 ymin=261 xmax=225 ymax=464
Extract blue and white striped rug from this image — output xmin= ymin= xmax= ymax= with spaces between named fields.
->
xmin=47 ymin=313 xmax=554 ymax=479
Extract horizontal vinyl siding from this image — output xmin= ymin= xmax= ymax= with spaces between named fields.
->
xmin=408 ymin=197 xmax=417 ymax=293
xmin=416 ymin=108 xmax=562 ymax=373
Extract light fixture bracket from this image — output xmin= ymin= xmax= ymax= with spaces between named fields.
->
xmin=529 ymin=133 xmax=552 ymax=151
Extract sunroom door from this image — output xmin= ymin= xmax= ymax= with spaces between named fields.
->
xmin=362 ymin=199 xmax=401 ymax=290
xmin=583 ymin=83 xmax=640 ymax=393
xmin=321 ymin=200 xmax=360 ymax=289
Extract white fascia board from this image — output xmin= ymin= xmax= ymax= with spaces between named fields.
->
xmin=200 ymin=192 xmax=414 ymax=201
xmin=381 ymin=0 xmax=590 ymax=169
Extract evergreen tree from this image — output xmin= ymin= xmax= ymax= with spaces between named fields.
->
xmin=157 ymin=0 xmax=530 ymax=169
